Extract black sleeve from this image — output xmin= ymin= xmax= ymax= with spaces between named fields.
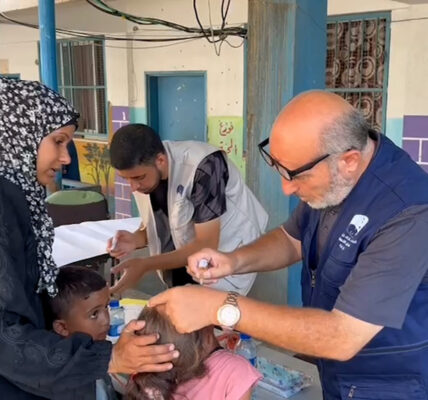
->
xmin=190 ymin=151 xmax=229 ymax=224
xmin=0 ymin=188 xmax=111 ymax=397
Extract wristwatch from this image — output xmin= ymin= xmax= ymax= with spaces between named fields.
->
xmin=217 ymin=291 xmax=241 ymax=329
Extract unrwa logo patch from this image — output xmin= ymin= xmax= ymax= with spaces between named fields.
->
xmin=346 ymin=214 xmax=369 ymax=238
xmin=176 ymin=184 xmax=184 ymax=196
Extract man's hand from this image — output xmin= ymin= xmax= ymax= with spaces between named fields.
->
xmin=106 ymin=230 xmax=139 ymax=259
xmin=149 ymin=286 xmax=224 ymax=334
xmin=186 ymin=248 xmax=238 ymax=285
xmin=110 ymin=258 xmax=147 ymax=294
xmin=108 ymin=320 xmax=179 ymax=374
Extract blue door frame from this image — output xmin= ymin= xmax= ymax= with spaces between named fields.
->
xmin=146 ymin=72 xmax=207 ymax=142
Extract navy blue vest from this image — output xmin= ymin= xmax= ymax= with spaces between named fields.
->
xmin=300 ymin=133 xmax=428 ymax=399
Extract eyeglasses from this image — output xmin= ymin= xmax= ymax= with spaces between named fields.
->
xmin=258 ymin=138 xmax=330 ymax=181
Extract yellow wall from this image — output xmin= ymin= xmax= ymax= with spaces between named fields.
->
xmin=74 ymin=139 xmax=115 ymax=200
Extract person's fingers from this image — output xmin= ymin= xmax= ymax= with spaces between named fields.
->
xmin=187 ymin=250 xmax=210 ymax=275
xmin=116 ymin=230 xmax=131 ymax=239
xmin=204 ymin=279 xmax=219 ymax=285
xmin=106 ymin=237 xmax=113 ymax=252
xmin=134 ymin=343 xmax=178 ymax=358
xmin=130 ymin=334 xmax=167 ymax=348
xmin=200 ymin=267 xmax=224 ymax=280
xmin=110 ymin=277 xmax=127 ymax=294
xmin=134 ymin=349 xmax=179 ymax=368
xmin=195 ymin=277 xmax=218 ymax=285
xmin=122 ymin=319 xmax=145 ymax=333
xmin=136 ymin=362 xmax=174 ymax=373
xmin=154 ymin=304 xmax=167 ymax=316
xmin=188 ymin=248 xmax=215 ymax=265
xmin=174 ymin=324 xmax=190 ymax=335
xmin=148 ymin=290 xmax=169 ymax=308
xmin=111 ymin=262 xmax=128 ymax=275
xmin=110 ymin=250 xmax=127 ymax=259
xmin=192 ymin=274 xmax=217 ymax=284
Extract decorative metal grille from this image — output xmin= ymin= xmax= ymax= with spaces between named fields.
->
xmin=57 ymin=39 xmax=107 ymax=137
xmin=326 ymin=14 xmax=390 ymax=131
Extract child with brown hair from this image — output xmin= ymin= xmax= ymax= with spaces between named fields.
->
xmin=47 ymin=265 xmax=116 ymax=400
xmin=124 ymin=307 xmax=262 ymax=400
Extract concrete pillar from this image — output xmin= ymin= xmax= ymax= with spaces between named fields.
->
xmin=246 ymin=0 xmax=327 ymax=305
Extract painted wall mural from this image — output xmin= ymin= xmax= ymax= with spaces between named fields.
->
xmin=402 ymin=115 xmax=428 ymax=174
xmin=207 ymin=116 xmax=245 ymax=176
xmin=111 ymin=105 xmax=133 ymax=218
xmin=74 ymin=138 xmax=115 ymax=208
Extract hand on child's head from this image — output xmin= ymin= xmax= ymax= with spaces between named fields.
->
xmin=153 ymin=304 xmax=167 ymax=317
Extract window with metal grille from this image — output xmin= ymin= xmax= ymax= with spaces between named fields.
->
xmin=0 ymin=74 xmax=20 ymax=79
xmin=56 ymin=39 xmax=107 ymax=137
xmin=326 ymin=13 xmax=391 ymax=132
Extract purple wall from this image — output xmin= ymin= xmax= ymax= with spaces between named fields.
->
xmin=112 ymin=106 xmax=132 ymax=218
xmin=402 ymin=116 xmax=428 ymax=173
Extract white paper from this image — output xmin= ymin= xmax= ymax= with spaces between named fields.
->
xmin=53 ymin=217 xmax=141 ymax=267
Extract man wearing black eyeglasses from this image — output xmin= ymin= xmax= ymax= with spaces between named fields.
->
xmin=150 ymin=90 xmax=428 ymax=400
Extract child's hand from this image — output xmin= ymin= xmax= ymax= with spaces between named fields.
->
xmin=108 ymin=320 xmax=179 ymax=374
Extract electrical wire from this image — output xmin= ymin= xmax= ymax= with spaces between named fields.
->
xmin=86 ymin=0 xmax=201 ymax=33
xmin=207 ymin=0 xmax=222 ymax=55
xmin=221 ymin=0 xmax=232 ymax=31
xmin=0 ymin=0 xmax=247 ymax=51
xmin=0 ymin=12 xmax=206 ymax=43
xmin=86 ymin=0 xmax=247 ymax=38
xmin=0 ymin=37 xmax=201 ymax=50
xmin=193 ymin=0 xmax=215 ymax=44
xmin=223 ymin=37 xmax=245 ymax=48
xmin=97 ymin=38 xmax=202 ymax=50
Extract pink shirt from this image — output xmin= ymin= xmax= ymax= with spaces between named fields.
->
xmin=173 ymin=350 xmax=262 ymax=400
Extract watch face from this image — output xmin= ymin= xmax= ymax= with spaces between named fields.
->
xmin=218 ymin=304 xmax=241 ymax=327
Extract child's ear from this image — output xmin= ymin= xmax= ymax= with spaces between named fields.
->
xmin=52 ymin=320 xmax=70 ymax=337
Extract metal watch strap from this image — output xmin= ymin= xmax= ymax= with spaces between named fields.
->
xmin=225 ymin=291 xmax=239 ymax=306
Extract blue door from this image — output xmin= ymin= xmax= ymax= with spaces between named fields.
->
xmin=147 ymin=74 xmax=206 ymax=142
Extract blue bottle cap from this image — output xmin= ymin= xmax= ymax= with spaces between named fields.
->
xmin=109 ymin=299 xmax=120 ymax=308
xmin=240 ymin=333 xmax=251 ymax=340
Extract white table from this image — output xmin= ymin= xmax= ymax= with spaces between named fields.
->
xmin=52 ymin=217 xmax=141 ymax=267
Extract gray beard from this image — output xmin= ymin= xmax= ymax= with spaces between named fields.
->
xmin=307 ymin=163 xmax=355 ymax=210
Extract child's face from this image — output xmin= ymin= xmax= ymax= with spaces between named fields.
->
xmin=55 ymin=286 xmax=111 ymax=341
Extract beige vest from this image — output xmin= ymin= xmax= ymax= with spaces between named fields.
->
xmin=133 ymin=141 xmax=268 ymax=295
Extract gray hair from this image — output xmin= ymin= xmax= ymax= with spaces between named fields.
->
xmin=319 ymin=108 xmax=370 ymax=156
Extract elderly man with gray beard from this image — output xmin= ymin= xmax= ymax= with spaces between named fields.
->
xmin=150 ymin=91 xmax=428 ymax=400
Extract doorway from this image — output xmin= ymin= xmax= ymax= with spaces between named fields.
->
xmin=146 ymin=72 xmax=206 ymax=142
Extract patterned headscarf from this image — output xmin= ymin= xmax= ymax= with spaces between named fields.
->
xmin=0 ymin=77 xmax=79 ymax=296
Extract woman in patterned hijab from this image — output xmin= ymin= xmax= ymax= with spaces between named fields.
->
xmin=0 ymin=77 xmax=176 ymax=400
xmin=0 ymin=77 xmax=79 ymax=296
